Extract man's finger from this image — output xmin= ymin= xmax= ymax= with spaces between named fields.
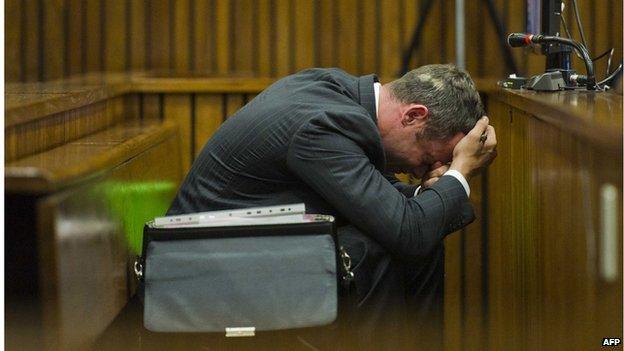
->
xmin=469 ymin=116 xmax=489 ymax=138
xmin=484 ymin=125 xmax=497 ymax=148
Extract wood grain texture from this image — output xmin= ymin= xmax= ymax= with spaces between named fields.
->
xmin=214 ymin=0 xmax=230 ymax=74
xmin=85 ymin=0 xmax=103 ymax=73
xmin=5 ymin=0 xmax=22 ymax=81
xmin=104 ymin=0 xmax=126 ymax=72
xmin=163 ymin=94 xmax=193 ymax=172
xmin=194 ymin=94 xmax=223 ymax=157
xmin=443 ymin=232 xmax=463 ymax=351
xmin=337 ymin=0 xmax=358 ymax=74
xmin=22 ymin=0 xmax=41 ymax=81
xmin=5 ymin=0 xmax=623 ymax=82
xmin=6 ymin=120 xmax=179 ymax=193
xmin=192 ymin=0 xmax=213 ymax=73
xmin=129 ymin=0 xmax=146 ymax=70
xmin=293 ymin=0 xmax=315 ymax=72
xmin=232 ymin=0 xmax=253 ymax=74
xmin=274 ymin=0 xmax=291 ymax=77
xmin=172 ymin=0 xmax=191 ymax=73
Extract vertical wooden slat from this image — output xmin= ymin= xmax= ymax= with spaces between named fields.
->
xmin=274 ymin=0 xmax=291 ymax=77
xmin=443 ymin=232 xmax=463 ymax=351
xmin=317 ymin=0 xmax=336 ymax=68
xmin=293 ymin=0 xmax=314 ymax=72
xmin=142 ymin=94 xmax=162 ymax=120
xmin=256 ymin=0 xmax=272 ymax=76
xmin=42 ymin=0 xmax=65 ymax=81
xmin=337 ymin=0 xmax=358 ymax=74
xmin=105 ymin=0 xmax=126 ymax=72
xmin=360 ymin=0 xmax=377 ymax=74
xmin=173 ymin=0 xmax=190 ymax=73
xmin=149 ymin=0 xmax=171 ymax=71
xmin=233 ymin=0 xmax=254 ymax=74
xmin=400 ymin=0 xmax=417 ymax=70
xmin=194 ymin=94 xmax=223 ymax=157
xmin=215 ymin=0 xmax=230 ymax=74
xmin=164 ymin=94 xmax=193 ymax=172
xmin=6 ymin=0 xmax=22 ymax=82
xmin=23 ymin=0 xmax=41 ymax=81
xmin=193 ymin=0 xmax=212 ymax=73
xmin=507 ymin=0 xmax=525 ymax=75
xmin=129 ymin=0 xmax=146 ymax=70
xmin=379 ymin=0 xmax=400 ymax=77
xmin=65 ymin=0 xmax=83 ymax=77
xmin=225 ymin=94 xmax=245 ymax=118
xmin=85 ymin=0 xmax=103 ymax=73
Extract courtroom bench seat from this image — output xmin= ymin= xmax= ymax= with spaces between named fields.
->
xmin=6 ymin=119 xmax=179 ymax=194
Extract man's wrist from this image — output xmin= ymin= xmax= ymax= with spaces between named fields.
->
xmin=443 ymin=170 xmax=470 ymax=197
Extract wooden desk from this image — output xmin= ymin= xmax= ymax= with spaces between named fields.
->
xmin=444 ymin=87 xmax=622 ymax=351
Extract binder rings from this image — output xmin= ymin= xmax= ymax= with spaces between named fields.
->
xmin=135 ymin=210 xmax=338 ymax=334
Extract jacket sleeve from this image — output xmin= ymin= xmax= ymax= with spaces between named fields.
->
xmin=286 ymin=116 xmax=475 ymax=261
xmin=383 ymin=172 xmax=419 ymax=198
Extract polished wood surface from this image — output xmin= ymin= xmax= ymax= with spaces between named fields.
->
xmin=444 ymin=89 xmax=622 ymax=351
xmin=6 ymin=120 xmax=179 ymax=193
xmin=5 ymin=0 xmax=622 ymax=82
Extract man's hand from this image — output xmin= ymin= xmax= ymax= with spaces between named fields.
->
xmin=449 ymin=116 xmax=497 ymax=179
xmin=421 ymin=161 xmax=449 ymax=189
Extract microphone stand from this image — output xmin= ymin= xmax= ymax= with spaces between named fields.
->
xmin=399 ymin=0 xmax=518 ymax=76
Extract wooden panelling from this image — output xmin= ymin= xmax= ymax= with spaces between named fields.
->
xmin=172 ymin=0 xmax=191 ymax=73
xmin=5 ymin=0 xmax=622 ymax=82
xmin=5 ymin=0 xmax=22 ymax=82
xmin=42 ymin=0 xmax=67 ymax=80
xmin=442 ymin=88 xmax=622 ymax=351
xmin=194 ymin=94 xmax=223 ymax=157
xmin=443 ymin=231 xmax=463 ymax=351
xmin=129 ymin=0 xmax=146 ymax=70
xmin=214 ymin=0 xmax=230 ymax=74
xmin=84 ymin=0 xmax=103 ymax=73
xmin=232 ymin=0 xmax=253 ymax=74
xmin=105 ymin=0 xmax=126 ymax=72
xmin=274 ymin=0 xmax=291 ymax=77
xmin=66 ymin=0 xmax=84 ymax=76
xmin=163 ymin=94 xmax=192 ymax=172
xmin=22 ymin=0 xmax=41 ymax=81
xmin=293 ymin=0 xmax=315 ymax=72
xmin=192 ymin=0 xmax=213 ymax=73
xmin=5 ymin=96 xmax=133 ymax=163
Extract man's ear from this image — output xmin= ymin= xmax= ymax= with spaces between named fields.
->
xmin=402 ymin=104 xmax=429 ymax=127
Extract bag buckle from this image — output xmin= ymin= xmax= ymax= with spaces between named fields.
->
xmin=133 ymin=256 xmax=144 ymax=280
xmin=339 ymin=246 xmax=354 ymax=283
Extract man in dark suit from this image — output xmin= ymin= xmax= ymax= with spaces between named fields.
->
xmin=167 ymin=65 xmax=497 ymax=350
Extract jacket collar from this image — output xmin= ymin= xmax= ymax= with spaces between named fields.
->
xmin=358 ymin=74 xmax=379 ymax=124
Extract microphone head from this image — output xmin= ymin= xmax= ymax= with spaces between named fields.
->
xmin=507 ymin=33 xmax=533 ymax=47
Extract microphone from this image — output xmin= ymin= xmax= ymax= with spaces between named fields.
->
xmin=507 ymin=33 xmax=596 ymax=89
xmin=507 ymin=33 xmax=536 ymax=47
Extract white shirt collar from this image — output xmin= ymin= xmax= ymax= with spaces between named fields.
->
xmin=373 ymin=82 xmax=381 ymax=117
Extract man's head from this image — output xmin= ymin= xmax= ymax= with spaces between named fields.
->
xmin=377 ymin=64 xmax=485 ymax=177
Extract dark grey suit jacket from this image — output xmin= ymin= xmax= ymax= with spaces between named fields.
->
xmin=167 ymin=68 xmax=474 ymax=261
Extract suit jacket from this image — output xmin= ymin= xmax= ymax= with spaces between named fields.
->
xmin=167 ymin=68 xmax=475 ymax=261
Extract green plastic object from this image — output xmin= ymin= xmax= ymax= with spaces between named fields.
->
xmin=104 ymin=181 xmax=177 ymax=255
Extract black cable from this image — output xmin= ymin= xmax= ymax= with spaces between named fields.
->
xmin=592 ymin=48 xmax=614 ymax=62
xmin=597 ymin=63 xmax=622 ymax=86
xmin=399 ymin=0 xmax=437 ymax=76
xmin=482 ymin=0 xmax=518 ymax=74
xmin=558 ymin=13 xmax=583 ymax=59
xmin=571 ymin=0 xmax=589 ymax=52
xmin=531 ymin=35 xmax=596 ymax=89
